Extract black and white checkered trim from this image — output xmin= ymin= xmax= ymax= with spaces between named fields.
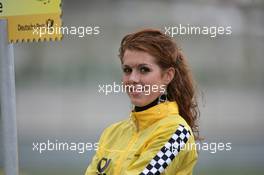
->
xmin=139 ymin=124 xmax=191 ymax=175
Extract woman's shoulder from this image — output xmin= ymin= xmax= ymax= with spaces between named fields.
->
xmin=107 ymin=117 xmax=131 ymax=130
xmin=158 ymin=114 xmax=191 ymax=131
xmin=154 ymin=114 xmax=195 ymax=143
xmin=100 ymin=118 xmax=132 ymax=137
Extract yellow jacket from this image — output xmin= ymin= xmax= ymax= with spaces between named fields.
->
xmin=85 ymin=101 xmax=198 ymax=175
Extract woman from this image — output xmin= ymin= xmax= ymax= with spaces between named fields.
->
xmin=85 ymin=29 xmax=199 ymax=175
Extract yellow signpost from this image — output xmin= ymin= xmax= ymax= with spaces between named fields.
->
xmin=0 ymin=1 xmax=62 ymax=175
xmin=0 ymin=0 xmax=62 ymax=42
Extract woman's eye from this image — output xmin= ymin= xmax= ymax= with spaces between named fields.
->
xmin=123 ymin=67 xmax=132 ymax=74
xmin=139 ymin=67 xmax=150 ymax=73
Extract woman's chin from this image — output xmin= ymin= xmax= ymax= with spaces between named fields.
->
xmin=130 ymin=97 xmax=151 ymax=107
xmin=130 ymin=98 xmax=145 ymax=107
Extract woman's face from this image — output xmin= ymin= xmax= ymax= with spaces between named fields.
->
xmin=122 ymin=50 xmax=174 ymax=107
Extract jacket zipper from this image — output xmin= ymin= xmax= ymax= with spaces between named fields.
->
xmin=114 ymin=113 xmax=139 ymax=174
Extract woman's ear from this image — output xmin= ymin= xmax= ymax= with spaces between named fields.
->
xmin=163 ymin=67 xmax=175 ymax=85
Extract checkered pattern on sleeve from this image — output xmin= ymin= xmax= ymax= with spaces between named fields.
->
xmin=139 ymin=124 xmax=191 ymax=175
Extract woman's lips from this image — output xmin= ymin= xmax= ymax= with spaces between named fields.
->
xmin=129 ymin=91 xmax=141 ymax=96
xmin=126 ymin=84 xmax=151 ymax=97
xmin=130 ymin=90 xmax=144 ymax=97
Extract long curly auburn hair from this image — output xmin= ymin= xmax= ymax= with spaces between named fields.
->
xmin=119 ymin=29 xmax=200 ymax=140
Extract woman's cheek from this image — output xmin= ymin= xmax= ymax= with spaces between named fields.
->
xmin=122 ymin=76 xmax=128 ymax=84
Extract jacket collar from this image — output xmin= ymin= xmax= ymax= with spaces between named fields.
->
xmin=130 ymin=101 xmax=179 ymax=131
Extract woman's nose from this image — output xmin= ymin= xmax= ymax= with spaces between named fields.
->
xmin=128 ymin=71 xmax=140 ymax=83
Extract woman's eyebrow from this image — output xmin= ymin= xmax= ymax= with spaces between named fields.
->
xmin=122 ymin=64 xmax=130 ymax=68
xmin=138 ymin=63 xmax=149 ymax=67
xmin=122 ymin=63 xmax=151 ymax=68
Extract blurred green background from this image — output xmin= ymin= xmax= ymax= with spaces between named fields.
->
xmin=1 ymin=0 xmax=264 ymax=174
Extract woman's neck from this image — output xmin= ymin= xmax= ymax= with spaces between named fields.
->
xmin=134 ymin=98 xmax=159 ymax=112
